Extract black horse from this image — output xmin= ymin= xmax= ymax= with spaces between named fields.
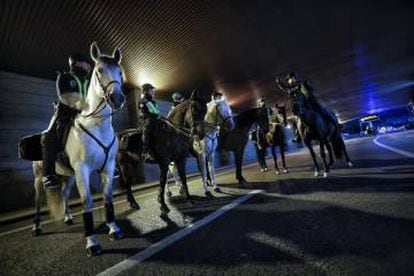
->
xmin=219 ymin=107 xmax=270 ymax=187
xmin=268 ymin=123 xmax=288 ymax=174
xmin=288 ymin=89 xmax=352 ymax=177
xmin=116 ymin=92 xmax=206 ymax=214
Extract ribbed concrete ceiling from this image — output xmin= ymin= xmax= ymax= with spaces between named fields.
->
xmin=1 ymin=0 xmax=414 ymax=121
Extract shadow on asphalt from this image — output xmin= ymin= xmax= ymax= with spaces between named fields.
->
xmin=145 ymin=193 xmax=414 ymax=270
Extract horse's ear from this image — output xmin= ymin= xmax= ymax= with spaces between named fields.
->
xmin=113 ymin=47 xmax=122 ymax=63
xmin=190 ymin=88 xmax=199 ymax=99
xmin=90 ymin=42 xmax=101 ymax=62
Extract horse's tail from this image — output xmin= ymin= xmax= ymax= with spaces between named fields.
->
xmin=330 ymin=131 xmax=344 ymax=159
xmin=33 ymin=161 xmax=64 ymax=220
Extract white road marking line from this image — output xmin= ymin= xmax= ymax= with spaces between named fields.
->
xmin=97 ymin=189 xmax=262 ymax=276
xmin=374 ymin=136 xmax=414 ymax=158
xmin=248 ymin=232 xmax=331 ymax=273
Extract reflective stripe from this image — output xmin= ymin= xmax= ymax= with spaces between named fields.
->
xmin=71 ymin=74 xmax=89 ymax=99
xmin=146 ymin=101 xmax=160 ymax=115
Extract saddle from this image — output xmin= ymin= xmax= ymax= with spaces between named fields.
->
xmin=18 ymin=118 xmax=75 ymax=166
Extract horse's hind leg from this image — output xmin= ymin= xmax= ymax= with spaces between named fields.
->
xmin=117 ymin=153 xmax=140 ymax=210
xmin=62 ymin=177 xmax=74 ymax=225
xmin=326 ymin=140 xmax=335 ymax=167
xmin=32 ymin=162 xmax=43 ymax=236
xmin=158 ymin=162 xmax=171 ymax=215
xmin=176 ymin=158 xmax=194 ymax=205
xmin=341 ymin=139 xmax=354 ymax=167
xmin=196 ymin=154 xmax=211 ymax=197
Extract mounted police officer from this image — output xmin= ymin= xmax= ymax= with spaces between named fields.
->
xmin=276 ymin=72 xmax=338 ymax=126
xmin=276 ymin=72 xmax=338 ymax=141
xmin=41 ymin=54 xmax=91 ymax=188
xmin=42 ymin=53 xmax=92 ymax=188
xmin=139 ymin=83 xmax=160 ymax=162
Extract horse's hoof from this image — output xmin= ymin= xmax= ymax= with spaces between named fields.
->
xmin=166 ymin=191 xmax=172 ymax=198
xmin=86 ymin=244 xmax=102 ymax=257
xmin=31 ymin=228 xmax=42 ymax=237
xmin=129 ymin=200 xmax=140 ymax=210
xmin=109 ymin=231 xmax=123 ymax=241
xmin=314 ymin=171 xmax=320 ymax=177
xmin=214 ymin=187 xmax=222 ymax=193
xmin=160 ymin=205 xmax=170 ymax=215
xmin=323 ymin=172 xmax=328 ymax=178
xmin=64 ymin=219 xmax=73 ymax=226
xmin=205 ymin=191 xmax=214 ymax=198
xmin=347 ymin=162 xmax=354 ymax=168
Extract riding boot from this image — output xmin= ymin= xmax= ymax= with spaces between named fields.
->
xmin=41 ymin=120 xmax=60 ymax=189
xmin=142 ymin=117 xmax=156 ymax=163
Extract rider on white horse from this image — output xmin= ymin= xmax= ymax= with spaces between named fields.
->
xmin=41 ymin=54 xmax=91 ymax=189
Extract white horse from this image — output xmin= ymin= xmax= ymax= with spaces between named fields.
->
xmin=167 ymin=98 xmax=234 ymax=197
xmin=32 ymin=42 xmax=125 ymax=257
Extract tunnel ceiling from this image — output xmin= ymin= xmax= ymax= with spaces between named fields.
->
xmin=1 ymin=0 xmax=414 ymax=121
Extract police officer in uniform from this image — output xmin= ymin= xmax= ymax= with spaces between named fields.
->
xmin=139 ymin=83 xmax=160 ymax=162
xmin=42 ymin=54 xmax=91 ymax=188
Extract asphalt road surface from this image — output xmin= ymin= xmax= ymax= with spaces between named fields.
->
xmin=1 ymin=130 xmax=413 ymax=276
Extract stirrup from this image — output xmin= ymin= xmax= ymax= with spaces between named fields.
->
xmin=42 ymin=175 xmax=59 ymax=189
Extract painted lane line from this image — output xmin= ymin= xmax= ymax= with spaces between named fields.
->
xmin=374 ymin=136 xmax=414 ymax=158
xmin=97 ymin=189 xmax=263 ymax=276
xmin=248 ymin=232 xmax=331 ymax=274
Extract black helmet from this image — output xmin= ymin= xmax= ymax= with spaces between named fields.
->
xmin=142 ymin=83 xmax=155 ymax=92
xmin=211 ymin=91 xmax=223 ymax=100
xmin=68 ymin=53 xmax=89 ymax=68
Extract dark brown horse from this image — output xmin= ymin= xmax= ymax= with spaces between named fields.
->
xmin=116 ymin=92 xmax=206 ymax=215
xmin=218 ymin=107 xmax=270 ymax=187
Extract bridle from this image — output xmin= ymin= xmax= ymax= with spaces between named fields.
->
xmin=82 ymin=70 xmax=124 ymax=119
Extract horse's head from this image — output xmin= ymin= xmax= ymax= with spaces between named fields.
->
xmin=90 ymin=42 xmax=125 ymax=110
xmin=289 ymin=90 xmax=306 ymax=117
xmin=206 ymin=98 xmax=235 ymax=130
xmin=186 ymin=89 xmax=207 ymax=125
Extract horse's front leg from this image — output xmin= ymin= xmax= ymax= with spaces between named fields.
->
xmin=304 ymin=139 xmax=320 ymax=177
xmin=196 ymin=153 xmax=211 ymax=197
xmin=101 ymin=162 xmax=123 ymax=241
xmin=326 ymin=140 xmax=335 ymax=167
xmin=75 ymin=164 xmax=101 ymax=257
xmin=319 ymin=141 xmax=329 ymax=177
xmin=234 ymin=149 xmax=247 ymax=187
xmin=158 ymin=162 xmax=170 ymax=215
xmin=207 ymin=151 xmax=220 ymax=193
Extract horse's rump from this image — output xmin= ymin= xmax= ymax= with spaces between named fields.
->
xmin=18 ymin=133 xmax=42 ymax=161
xmin=118 ymin=128 xmax=142 ymax=153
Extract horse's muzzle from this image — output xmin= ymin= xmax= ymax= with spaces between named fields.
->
xmin=109 ymin=89 xmax=125 ymax=110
